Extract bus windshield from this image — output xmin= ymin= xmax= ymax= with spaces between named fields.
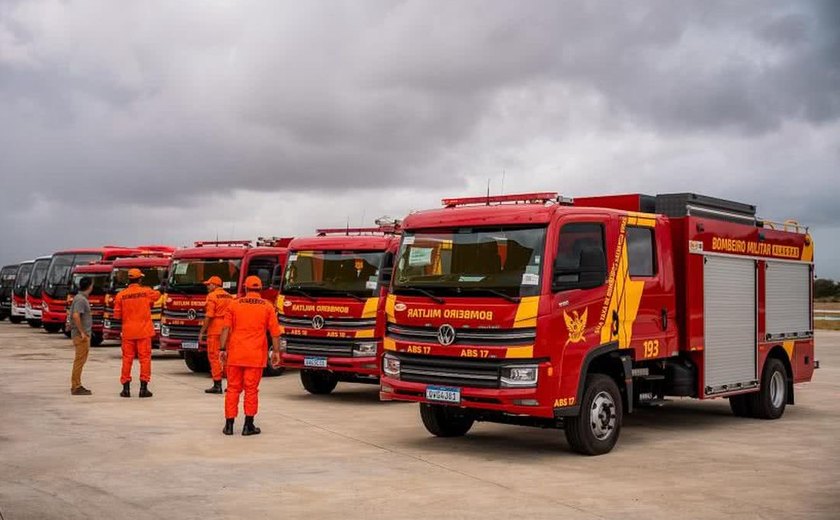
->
xmin=13 ymin=264 xmax=33 ymax=297
xmin=1 ymin=267 xmax=17 ymax=289
xmin=167 ymin=259 xmax=241 ymax=294
xmin=283 ymin=251 xmax=385 ymax=298
xmin=45 ymin=253 xmax=102 ymax=298
xmin=393 ymin=226 xmax=547 ymax=299
xmin=28 ymin=259 xmax=51 ymax=297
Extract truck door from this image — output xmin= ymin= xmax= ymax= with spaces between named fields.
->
xmin=622 ymin=217 xmax=678 ymax=360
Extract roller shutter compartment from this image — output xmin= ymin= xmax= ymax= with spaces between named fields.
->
xmin=765 ymin=261 xmax=811 ymax=340
xmin=703 ymin=256 xmax=757 ymax=394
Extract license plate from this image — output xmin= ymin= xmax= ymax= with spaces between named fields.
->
xmin=426 ymin=385 xmax=461 ymax=404
xmin=181 ymin=341 xmax=199 ymax=350
xmin=304 ymin=357 xmax=328 ymax=368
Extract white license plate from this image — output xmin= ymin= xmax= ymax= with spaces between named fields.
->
xmin=304 ymin=357 xmax=328 ymax=368
xmin=426 ymin=385 xmax=461 ymax=404
xmin=181 ymin=341 xmax=199 ymax=350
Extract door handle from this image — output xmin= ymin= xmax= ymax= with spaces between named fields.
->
xmin=611 ymin=310 xmax=619 ymax=337
xmin=661 ymin=308 xmax=668 ymax=331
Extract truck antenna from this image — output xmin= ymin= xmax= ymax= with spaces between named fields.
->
xmin=486 ymin=178 xmax=491 ymax=205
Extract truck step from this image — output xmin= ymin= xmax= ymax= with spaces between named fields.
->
xmin=637 ymin=393 xmax=668 ymax=406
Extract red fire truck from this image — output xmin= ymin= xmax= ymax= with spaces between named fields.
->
xmin=380 ymin=192 xmax=815 ymax=455
xmin=10 ymin=260 xmax=34 ymax=324
xmin=66 ymin=262 xmax=113 ymax=345
xmin=104 ymin=254 xmax=174 ymax=346
xmin=25 ymin=256 xmax=53 ymax=328
xmin=41 ymin=247 xmax=145 ymax=333
xmin=160 ymin=238 xmax=292 ymax=375
xmin=279 ymin=222 xmax=401 ymax=394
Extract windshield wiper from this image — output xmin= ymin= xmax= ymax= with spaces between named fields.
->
xmin=283 ymin=287 xmax=317 ymax=301
xmin=456 ymin=287 xmax=521 ymax=303
xmin=395 ymin=286 xmax=445 ymax=305
xmin=334 ymin=291 xmax=366 ymax=302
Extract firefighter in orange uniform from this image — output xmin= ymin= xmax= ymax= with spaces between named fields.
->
xmin=199 ymin=275 xmax=233 ymax=394
xmin=220 ymin=276 xmax=282 ymax=436
xmin=113 ymin=268 xmax=161 ymax=398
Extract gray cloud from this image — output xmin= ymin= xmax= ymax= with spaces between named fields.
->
xmin=0 ymin=0 xmax=838 ymax=275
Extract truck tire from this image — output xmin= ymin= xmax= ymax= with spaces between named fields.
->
xmin=10 ymin=316 xmax=24 ymax=324
xmin=91 ymin=333 xmax=103 ymax=347
xmin=564 ymin=374 xmax=623 ymax=456
xmin=749 ymin=358 xmax=787 ymax=420
xmin=44 ymin=323 xmax=63 ymax=334
xmin=27 ymin=319 xmax=41 ymax=328
xmin=184 ymin=351 xmax=210 ymax=373
xmin=0 ymin=314 xmax=6 ymax=321
xmin=419 ymin=403 xmax=475 ymax=437
xmin=728 ymin=393 xmax=754 ymax=417
xmin=300 ymin=370 xmax=338 ymax=394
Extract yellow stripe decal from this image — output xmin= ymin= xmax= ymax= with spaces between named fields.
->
xmin=276 ymin=295 xmax=285 ymax=315
xmin=361 ymin=297 xmax=378 ymax=319
xmin=599 ymin=217 xmax=645 ymax=348
xmin=383 ymin=337 xmax=396 ymax=351
xmin=355 ymin=329 xmax=375 ymax=339
xmin=801 ymin=234 xmax=814 ymax=262
xmin=782 ymin=340 xmax=795 ymax=359
xmin=505 ymin=346 xmax=534 ymax=359
xmin=385 ymin=294 xmax=397 ymax=322
xmin=513 ymin=296 xmax=540 ymax=328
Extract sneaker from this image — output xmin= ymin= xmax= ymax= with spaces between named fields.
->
xmin=71 ymin=386 xmax=92 ymax=396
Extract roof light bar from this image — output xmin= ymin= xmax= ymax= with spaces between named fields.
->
xmin=256 ymin=237 xmax=294 ymax=248
xmin=315 ymin=225 xmax=400 ymax=236
xmin=193 ymin=240 xmax=253 ymax=248
xmin=442 ymin=192 xmax=561 ymax=208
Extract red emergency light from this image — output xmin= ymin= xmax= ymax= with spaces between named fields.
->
xmin=193 ymin=240 xmax=252 ymax=248
xmin=442 ymin=192 xmax=562 ymax=208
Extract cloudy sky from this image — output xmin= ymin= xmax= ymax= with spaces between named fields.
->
xmin=1 ymin=0 xmax=838 ymax=277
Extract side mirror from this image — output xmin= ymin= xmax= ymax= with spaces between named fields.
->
xmin=379 ymin=267 xmax=394 ymax=285
xmin=552 ymin=246 xmax=607 ymax=291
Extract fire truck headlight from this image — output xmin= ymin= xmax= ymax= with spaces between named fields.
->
xmin=353 ymin=342 xmax=377 ymax=356
xmin=280 ymin=338 xmax=288 ymax=348
xmin=153 ymin=321 xmax=161 ymax=331
xmin=501 ymin=365 xmax=539 ymax=387
xmin=42 ymin=302 xmax=49 ymax=310
xmin=383 ymin=354 xmax=400 ymax=379
xmin=161 ymin=325 xmax=170 ymax=337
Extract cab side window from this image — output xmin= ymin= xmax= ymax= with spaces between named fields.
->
xmin=554 ymin=223 xmax=606 ymax=287
xmin=627 ymin=227 xmax=656 ymax=277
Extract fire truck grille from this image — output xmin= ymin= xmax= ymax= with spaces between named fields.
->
xmin=163 ymin=309 xmax=205 ymax=320
xmin=285 ymin=336 xmax=355 ymax=357
xmin=90 ymin=305 xmax=105 ymax=313
xmin=386 ymin=324 xmax=535 ymax=346
xmin=279 ymin=315 xmax=376 ymax=329
xmin=165 ymin=324 xmax=200 ymax=341
xmin=397 ymin=354 xmax=503 ymax=389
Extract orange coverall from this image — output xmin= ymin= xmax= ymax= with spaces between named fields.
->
xmin=205 ymin=287 xmax=233 ymax=381
xmin=222 ymin=293 xmax=281 ymax=419
xmin=114 ymin=284 xmax=162 ymax=384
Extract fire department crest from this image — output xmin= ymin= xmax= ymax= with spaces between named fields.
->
xmin=564 ymin=309 xmax=588 ymax=345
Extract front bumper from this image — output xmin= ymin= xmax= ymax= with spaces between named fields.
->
xmin=42 ymin=308 xmax=66 ymax=324
xmin=282 ymin=353 xmax=380 ymax=377
xmin=159 ymin=337 xmax=206 ymax=352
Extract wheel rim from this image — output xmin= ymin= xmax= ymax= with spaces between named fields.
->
xmin=769 ymin=370 xmax=785 ymax=409
xmin=589 ymin=391 xmax=617 ymax=441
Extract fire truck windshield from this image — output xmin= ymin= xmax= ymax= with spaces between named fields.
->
xmin=45 ymin=253 xmax=102 ymax=299
xmin=27 ymin=259 xmax=51 ymax=297
xmin=13 ymin=264 xmax=33 ymax=297
xmin=283 ymin=251 xmax=385 ymax=298
xmin=111 ymin=267 xmax=167 ymax=292
xmin=71 ymin=273 xmax=108 ymax=296
xmin=167 ymin=259 xmax=241 ymax=294
xmin=393 ymin=226 xmax=546 ymax=299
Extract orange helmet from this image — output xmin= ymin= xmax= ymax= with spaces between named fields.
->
xmin=127 ymin=268 xmax=144 ymax=280
xmin=203 ymin=276 xmax=223 ymax=286
xmin=244 ymin=275 xmax=262 ymax=290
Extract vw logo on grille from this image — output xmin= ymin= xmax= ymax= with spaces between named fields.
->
xmin=437 ymin=324 xmax=456 ymax=346
xmin=312 ymin=315 xmax=325 ymax=330
xmin=187 ymin=309 xmax=197 ymax=320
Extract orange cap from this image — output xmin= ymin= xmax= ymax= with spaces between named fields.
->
xmin=244 ymin=275 xmax=262 ymax=290
xmin=203 ymin=276 xmax=223 ymax=286
xmin=127 ymin=268 xmax=144 ymax=279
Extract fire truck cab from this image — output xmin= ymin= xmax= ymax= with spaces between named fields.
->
xmin=279 ymin=221 xmax=401 ymax=394
xmin=66 ymin=262 xmax=113 ymax=345
xmin=380 ymin=192 xmax=815 ymax=455
xmin=0 ymin=264 xmax=19 ymax=321
xmin=160 ymin=238 xmax=292 ymax=376
xmin=104 ymin=253 xmax=174 ymax=346
xmin=10 ymin=260 xmax=34 ymax=324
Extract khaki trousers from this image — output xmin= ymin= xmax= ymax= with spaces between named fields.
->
xmin=71 ymin=335 xmax=91 ymax=390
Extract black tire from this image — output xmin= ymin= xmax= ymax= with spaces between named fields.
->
xmin=419 ymin=403 xmax=475 ymax=437
xmin=183 ymin=351 xmax=210 ymax=373
xmin=749 ymin=358 xmax=788 ymax=420
xmin=27 ymin=319 xmax=42 ymax=328
xmin=564 ymin=374 xmax=623 ymax=456
xmin=10 ymin=316 xmax=24 ymax=324
xmin=91 ymin=333 xmax=103 ymax=347
xmin=44 ymin=323 xmax=63 ymax=334
xmin=64 ymin=329 xmax=71 ymax=338
xmin=300 ymin=370 xmax=338 ymax=394
xmin=729 ymin=393 xmax=754 ymax=417
xmin=0 ymin=314 xmax=7 ymax=321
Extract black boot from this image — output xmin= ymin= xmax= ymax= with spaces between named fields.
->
xmin=242 ymin=415 xmax=261 ymax=436
xmin=139 ymin=381 xmax=153 ymax=398
xmin=205 ymin=380 xmax=223 ymax=394
xmin=222 ymin=418 xmax=234 ymax=436
xmin=120 ymin=382 xmax=130 ymax=398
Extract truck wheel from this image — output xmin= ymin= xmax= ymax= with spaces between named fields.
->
xmin=184 ymin=351 xmax=210 ymax=373
xmin=44 ymin=323 xmax=62 ymax=334
xmin=564 ymin=374 xmax=623 ymax=455
xmin=0 ymin=314 xmax=6 ymax=321
xmin=419 ymin=403 xmax=475 ymax=437
xmin=63 ymin=328 xmax=71 ymax=338
xmin=728 ymin=394 xmax=754 ymax=417
xmin=10 ymin=316 xmax=23 ymax=324
xmin=91 ymin=333 xmax=104 ymax=347
xmin=300 ymin=370 xmax=338 ymax=394
xmin=27 ymin=319 xmax=42 ymax=328
xmin=749 ymin=358 xmax=787 ymax=420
